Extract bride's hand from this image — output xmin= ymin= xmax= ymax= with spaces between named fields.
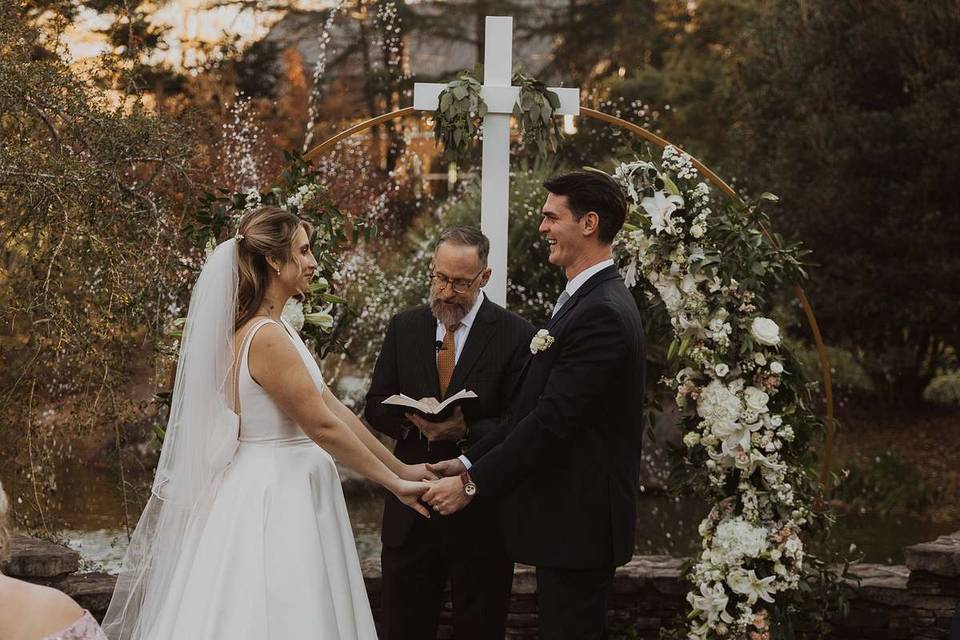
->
xmin=399 ymin=463 xmax=439 ymax=482
xmin=390 ymin=478 xmax=431 ymax=518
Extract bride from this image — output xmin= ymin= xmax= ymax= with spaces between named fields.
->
xmin=103 ymin=206 xmax=432 ymax=639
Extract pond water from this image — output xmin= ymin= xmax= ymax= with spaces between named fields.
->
xmin=6 ymin=459 xmax=958 ymax=573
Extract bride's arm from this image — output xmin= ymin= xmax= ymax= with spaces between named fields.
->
xmin=322 ymin=388 xmax=439 ymax=481
xmin=250 ymin=324 xmax=430 ymax=516
xmin=321 ymin=387 xmax=408 ymax=476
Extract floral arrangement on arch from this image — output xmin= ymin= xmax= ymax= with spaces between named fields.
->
xmin=612 ymin=147 xmax=846 ymax=638
xmin=184 ymin=153 xmax=372 ymax=357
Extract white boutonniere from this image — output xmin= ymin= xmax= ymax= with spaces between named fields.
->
xmin=529 ymin=329 xmax=555 ymax=354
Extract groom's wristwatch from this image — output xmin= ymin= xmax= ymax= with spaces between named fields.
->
xmin=460 ymin=471 xmax=477 ymax=497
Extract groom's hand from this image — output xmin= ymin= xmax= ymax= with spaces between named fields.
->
xmin=426 ymin=457 xmax=466 ymax=478
xmin=422 ymin=476 xmax=472 ymax=516
xmin=405 ymin=407 xmax=467 ymax=442
xmin=399 ymin=463 xmax=440 ymax=481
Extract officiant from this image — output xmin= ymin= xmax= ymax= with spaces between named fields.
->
xmin=365 ymin=226 xmax=534 ymax=640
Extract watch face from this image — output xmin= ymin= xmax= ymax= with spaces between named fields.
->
xmin=464 ymin=482 xmax=477 ymax=496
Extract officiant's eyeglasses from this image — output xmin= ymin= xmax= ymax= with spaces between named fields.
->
xmin=429 ymin=268 xmax=484 ymax=294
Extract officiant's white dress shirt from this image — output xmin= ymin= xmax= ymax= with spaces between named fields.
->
xmin=458 ymin=258 xmax=615 ymax=470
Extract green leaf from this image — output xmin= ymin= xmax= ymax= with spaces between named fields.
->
xmin=662 ymin=174 xmax=681 ymax=196
xmin=453 ymin=85 xmax=468 ymax=100
xmin=667 ymin=339 xmax=679 ymax=360
xmin=760 ymin=192 xmax=780 ymax=202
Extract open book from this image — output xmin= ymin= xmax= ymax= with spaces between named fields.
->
xmin=381 ymin=389 xmax=478 ymax=417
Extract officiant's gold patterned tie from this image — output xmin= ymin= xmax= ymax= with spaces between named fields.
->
xmin=437 ymin=323 xmax=460 ymax=398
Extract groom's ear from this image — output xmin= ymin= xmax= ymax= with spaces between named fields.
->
xmin=581 ymin=211 xmax=600 ymax=237
xmin=479 ymin=267 xmax=492 ymax=287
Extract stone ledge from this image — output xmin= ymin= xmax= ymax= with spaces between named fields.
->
xmin=7 ymin=534 xmax=960 ymax=639
xmin=846 ymin=563 xmax=911 ymax=606
xmin=57 ymin=572 xmax=116 ymax=620
xmin=905 ymin=531 xmax=960 ymax=578
xmin=1 ymin=534 xmax=80 ymax=579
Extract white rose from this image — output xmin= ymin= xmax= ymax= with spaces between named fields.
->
xmin=714 ymin=363 xmax=730 ymax=377
xmin=652 ymin=278 xmax=683 ymax=314
xmin=770 ymin=361 xmax=784 ymax=374
xmin=683 ymin=432 xmax=701 ymax=448
xmin=282 ymin=299 xmax=305 ymax=332
xmin=743 ymin=386 xmax=770 ymax=414
xmin=750 ymin=317 xmax=781 ymax=346
xmin=690 ymin=223 xmax=705 ymax=238
xmin=753 ymin=352 xmax=767 ymax=366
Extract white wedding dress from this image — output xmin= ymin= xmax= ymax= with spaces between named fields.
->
xmin=145 ymin=317 xmax=378 ymax=639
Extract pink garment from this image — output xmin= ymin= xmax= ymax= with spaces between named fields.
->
xmin=42 ymin=611 xmax=108 ymax=640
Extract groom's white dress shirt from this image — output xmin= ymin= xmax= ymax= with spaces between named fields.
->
xmin=458 ymin=258 xmax=615 ymax=470
xmin=436 ymin=291 xmax=485 ymax=365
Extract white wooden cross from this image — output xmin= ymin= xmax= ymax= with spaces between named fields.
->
xmin=413 ymin=16 xmax=580 ymax=307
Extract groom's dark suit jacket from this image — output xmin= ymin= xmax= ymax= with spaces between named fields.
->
xmin=365 ymin=297 xmax=535 ymax=547
xmin=467 ymin=265 xmax=645 ymax=569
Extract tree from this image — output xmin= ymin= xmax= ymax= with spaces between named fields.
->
xmin=0 ymin=7 xmax=198 ymax=525
xmin=727 ymin=0 xmax=960 ymax=401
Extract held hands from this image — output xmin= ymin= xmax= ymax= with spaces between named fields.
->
xmin=390 ymin=478 xmax=432 ymax=519
xmin=426 ymin=457 xmax=466 ymax=478
xmin=399 ymin=463 xmax=440 ymax=482
xmin=422 ymin=476 xmax=472 ymax=516
xmin=405 ymin=406 xmax=467 ymax=443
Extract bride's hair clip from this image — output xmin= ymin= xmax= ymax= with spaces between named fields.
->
xmin=235 ymin=231 xmax=245 ymax=242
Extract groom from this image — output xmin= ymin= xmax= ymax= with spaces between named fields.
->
xmin=424 ymin=170 xmax=645 ymax=640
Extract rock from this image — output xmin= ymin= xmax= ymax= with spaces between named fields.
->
xmin=905 ymin=531 xmax=960 ymax=578
xmin=57 ymin=572 xmax=117 ymax=622
xmin=846 ymin=563 xmax=912 ymax=607
xmin=1 ymin=534 xmax=79 ymax=579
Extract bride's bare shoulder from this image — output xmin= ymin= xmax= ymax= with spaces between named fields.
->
xmin=0 ymin=576 xmax=83 ymax=638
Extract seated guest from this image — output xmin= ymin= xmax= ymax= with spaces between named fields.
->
xmin=0 ymin=479 xmax=108 ymax=640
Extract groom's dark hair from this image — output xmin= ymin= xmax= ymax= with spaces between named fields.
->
xmin=543 ymin=170 xmax=627 ymax=244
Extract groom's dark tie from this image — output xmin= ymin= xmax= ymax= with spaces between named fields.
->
xmin=551 ymin=290 xmax=571 ymax=318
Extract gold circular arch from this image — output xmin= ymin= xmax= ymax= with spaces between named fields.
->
xmin=299 ymin=106 xmax=836 ymax=483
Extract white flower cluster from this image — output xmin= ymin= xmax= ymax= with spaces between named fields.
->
xmin=529 ymin=329 xmax=555 ymax=354
xmin=612 ymin=147 xmax=808 ymax=640
xmin=662 ymin=144 xmax=699 ymax=180
xmin=284 ymin=184 xmax=322 ymax=212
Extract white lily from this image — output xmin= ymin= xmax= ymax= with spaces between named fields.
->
xmin=727 ymin=569 xmax=777 ymax=605
xmin=689 ymin=582 xmax=734 ymax=624
xmin=641 ymin=190 xmax=685 ymax=235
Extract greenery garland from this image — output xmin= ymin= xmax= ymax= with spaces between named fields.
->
xmin=432 ymin=65 xmax=563 ymax=159
xmin=511 ymin=68 xmax=563 ymax=156
xmin=612 ymin=146 xmax=850 ymax=638
xmin=433 ymin=67 xmax=487 ymax=160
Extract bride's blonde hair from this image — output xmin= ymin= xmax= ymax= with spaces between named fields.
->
xmin=0 ymin=479 xmax=10 ymax=562
xmin=235 ymin=206 xmax=312 ymax=330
